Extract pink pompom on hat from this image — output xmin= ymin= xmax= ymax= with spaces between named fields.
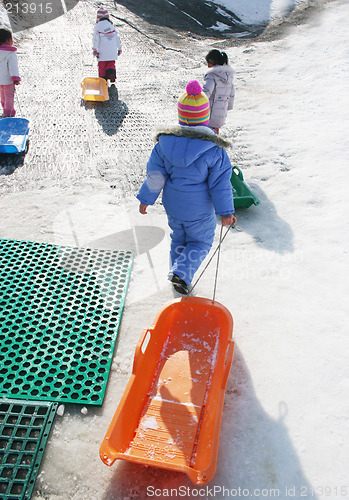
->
xmin=178 ymin=80 xmax=210 ymax=126
xmin=96 ymin=7 xmax=109 ymax=21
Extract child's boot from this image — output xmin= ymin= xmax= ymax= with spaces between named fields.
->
xmin=168 ymin=274 xmax=189 ymax=295
xmin=106 ymin=68 xmax=116 ymax=83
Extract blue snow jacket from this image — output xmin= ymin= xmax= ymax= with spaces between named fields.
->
xmin=136 ymin=126 xmax=234 ymax=222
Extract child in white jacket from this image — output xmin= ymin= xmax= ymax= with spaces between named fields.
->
xmin=92 ymin=8 xmax=122 ymax=83
xmin=0 ymin=27 xmax=21 ymax=117
xmin=203 ymin=50 xmax=235 ymax=134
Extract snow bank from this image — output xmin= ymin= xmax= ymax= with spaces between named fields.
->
xmin=212 ymin=0 xmax=312 ymax=24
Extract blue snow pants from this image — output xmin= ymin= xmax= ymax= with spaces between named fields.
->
xmin=167 ymin=213 xmax=216 ymax=285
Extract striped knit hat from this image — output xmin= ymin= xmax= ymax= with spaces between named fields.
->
xmin=178 ymin=80 xmax=210 ymax=126
xmin=96 ymin=7 xmax=109 ymax=21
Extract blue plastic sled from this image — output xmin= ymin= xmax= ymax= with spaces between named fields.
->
xmin=0 ymin=118 xmax=30 ymax=154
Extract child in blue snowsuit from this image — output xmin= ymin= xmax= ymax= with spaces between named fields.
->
xmin=137 ymin=80 xmax=236 ymax=294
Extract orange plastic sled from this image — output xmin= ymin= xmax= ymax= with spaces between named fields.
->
xmin=100 ymin=296 xmax=234 ymax=485
xmin=81 ymin=77 xmax=109 ymax=101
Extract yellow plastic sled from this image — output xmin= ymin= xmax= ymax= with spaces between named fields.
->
xmin=81 ymin=77 xmax=109 ymax=101
xmin=100 ymin=296 xmax=234 ymax=485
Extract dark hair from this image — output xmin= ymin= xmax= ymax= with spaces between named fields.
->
xmin=98 ymin=16 xmax=113 ymax=24
xmin=0 ymin=28 xmax=12 ymax=45
xmin=205 ymin=49 xmax=228 ymax=66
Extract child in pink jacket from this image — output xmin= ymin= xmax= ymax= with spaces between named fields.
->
xmin=0 ymin=27 xmax=21 ymax=117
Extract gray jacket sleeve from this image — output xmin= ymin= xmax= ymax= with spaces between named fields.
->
xmin=228 ymin=83 xmax=235 ymax=110
xmin=202 ymin=74 xmax=215 ymax=99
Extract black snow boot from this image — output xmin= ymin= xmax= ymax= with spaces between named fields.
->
xmin=106 ymin=69 xmax=116 ymax=83
xmin=169 ymin=274 xmax=189 ymax=295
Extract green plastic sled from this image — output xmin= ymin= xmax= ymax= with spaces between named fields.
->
xmin=231 ymin=166 xmax=260 ymax=208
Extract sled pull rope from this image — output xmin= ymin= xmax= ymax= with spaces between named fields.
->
xmin=212 ymin=225 xmax=224 ymax=303
xmin=187 ymin=222 xmax=241 ymax=299
xmin=14 ymin=85 xmax=22 ymax=116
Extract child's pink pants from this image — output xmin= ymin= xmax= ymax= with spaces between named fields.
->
xmin=0 ymin=84 xmax=16 ymax=117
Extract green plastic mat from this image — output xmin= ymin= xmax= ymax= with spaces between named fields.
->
xmin=0 ymin=399 xmax=57 ymax=500
xmin=0 ymin=239 xmax=133 ymax=405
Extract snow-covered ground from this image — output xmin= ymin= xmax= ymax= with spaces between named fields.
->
xmin=212 ymin=0 xmax=310 ymax=25
xmin=0 ymin=0 xmax=348 ymax=498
